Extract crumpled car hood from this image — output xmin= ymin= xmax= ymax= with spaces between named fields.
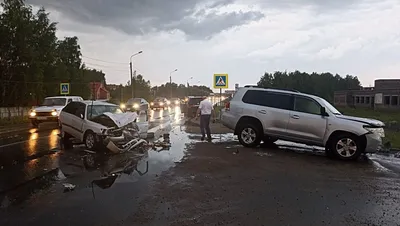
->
xmin=101 ymin=112 xmax=138 ymax=128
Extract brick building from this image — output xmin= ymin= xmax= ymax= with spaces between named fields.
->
xmin=334 ymin=79 xmax=400 ymax=109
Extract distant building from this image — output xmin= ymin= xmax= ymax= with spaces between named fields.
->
xmin=89 ymin=82 xmax=110 ymax=100
xmin=334 ymin=79 xmax=400 ymax=109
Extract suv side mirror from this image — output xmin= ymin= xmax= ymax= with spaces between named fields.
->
xmin=320 ymin=107 xmax=329 ymax=116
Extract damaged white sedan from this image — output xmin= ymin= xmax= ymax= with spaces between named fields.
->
xmin=59 ymin=101 xmax=148 ymax=152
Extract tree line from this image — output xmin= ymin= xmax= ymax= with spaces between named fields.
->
xmin=257 ymin=71 xmax=362 ymax=102
xmin=0 ymin=0 xmax=105 ymax=107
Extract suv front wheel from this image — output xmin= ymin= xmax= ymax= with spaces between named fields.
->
xmin=329 ymin=133 xmax=363 ymax=160
xmin=237 ymin=124 xmax=262 ymax=148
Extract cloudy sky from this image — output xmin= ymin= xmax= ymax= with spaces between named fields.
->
xmin=27 ymin=0 xmax=400 ymax=90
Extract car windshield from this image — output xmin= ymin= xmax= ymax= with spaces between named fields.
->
xmin=42 ymin=98 xmax=66 ymax=106
xmin=127 ymin=98 xmax=141 ymax=104
xmin=320 ymin=98 xmax=341 ymax=115
xmin=188 ymin=98 xmax=203 ymax=105
xmin=86 ymin=105 xmax=123 ymax=119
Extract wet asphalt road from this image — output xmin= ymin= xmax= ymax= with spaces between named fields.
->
xmin=1 ymin=107 xmax=400 ymax=225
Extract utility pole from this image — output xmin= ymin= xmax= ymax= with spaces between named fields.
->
xmin=129 ymin=62 xmax=133 ymax=99
xmin=169 ymin=69 xmax=177 ymax=99
xmin=129 ymin=51 xmax=143 ymax=99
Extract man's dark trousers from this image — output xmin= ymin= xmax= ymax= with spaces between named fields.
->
xmin=200 ymin=114 xmax=211 ymax=140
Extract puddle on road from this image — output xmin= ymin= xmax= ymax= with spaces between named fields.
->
xmin=0 ymin=125 xmax=193 ymax=210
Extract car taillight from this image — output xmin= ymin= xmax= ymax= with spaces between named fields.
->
xmin=225 ymin=101 xmax=230 ymax=110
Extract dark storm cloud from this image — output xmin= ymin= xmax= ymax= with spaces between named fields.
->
xmin=26 ymin=0 xmax=264 ymax=39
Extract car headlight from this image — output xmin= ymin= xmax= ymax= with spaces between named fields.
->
xmin=30 ymin=111 xmax=36 ymax=117
xmin=51 ymin=111 xmax=58 ymax=116
xmin=175 ymin=100 xmax=179 ymax=104
xmin=364 ymin=126 xmax=385 ymax=138
xmin=133 ymin=104 xmax=139 ymax=108
xmin=151 ymin=102 xmax=154 ymax=106
xmin=160 ymin=102 xmax=164 ymax=106
xmin=166 ymin=101 xmax=171 ymax=105
xmin=120 ymin=104 xmax=126 ymax=109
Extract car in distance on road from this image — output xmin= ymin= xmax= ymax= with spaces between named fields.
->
xmin=120 ymin=98 xmax=149 ymax=114
xmin=150 ymin=97 xmax=169 ymax=110
xmin=184 ymin=96 xmax=204 ymax=118
xmin=221 ymin=86 xmax=385 ymax=160
xmin=59 ymin=100 xmax=123 ymax=150
xmin=169 ymin=98 xmax=181 ymax=106
xmin=29 ymin=96 xmax=83 ymax=128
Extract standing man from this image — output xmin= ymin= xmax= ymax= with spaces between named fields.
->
xmin=196 ymin=96 xmax=215 ymax=142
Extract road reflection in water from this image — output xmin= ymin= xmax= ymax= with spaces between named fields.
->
xmin=26 ymin=129 xmax=38 ymax=156
xmin=48 ymin=129 xmax=59 ymax=150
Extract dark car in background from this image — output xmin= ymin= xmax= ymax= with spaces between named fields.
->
xmin=121 ymin=98 xmax=149 ymax=115
xmin=151 ymin=97 xmax=169 ymax=110
xmin=184 ymin=96 xmax=204 ymax=118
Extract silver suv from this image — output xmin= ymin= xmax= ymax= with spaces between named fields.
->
xmin=221 ymin=86 xmax=385 ymax=160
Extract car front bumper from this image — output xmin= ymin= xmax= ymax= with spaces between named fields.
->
xmin=29 ymin=114 xmax=59 ymax=122
xmin=365 ymin=132 xmax=384 ymax=153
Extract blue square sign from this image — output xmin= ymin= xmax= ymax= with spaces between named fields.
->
xmin=60 ymin=83 xmax=70 ymax=95
xmin=213 ymin=74 xmax=228 ymax=89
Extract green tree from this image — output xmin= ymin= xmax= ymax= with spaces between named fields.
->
xmin=257 ymin=71 xmax=361 ymax=102
xmin=0 ymin=0 xmax=109 ymax=107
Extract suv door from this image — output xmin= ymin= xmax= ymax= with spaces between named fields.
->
xmin=241 ymin=90 xmax=293 ymax=137
xmin=285 ymin=95 xmax=327 ymax=145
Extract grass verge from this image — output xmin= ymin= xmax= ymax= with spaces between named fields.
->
xmin=337 ymin=107 xmax=400 ymax=149
xmin=0 ymin=116 xmax=29 ymax=126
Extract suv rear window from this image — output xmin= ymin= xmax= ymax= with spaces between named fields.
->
xmin=242 ymin=90 xmax=293 ymax=110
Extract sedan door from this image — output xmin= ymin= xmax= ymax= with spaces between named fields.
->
xmin=69 ymin=102 xmax=86 ymax=140
xmin=285 ymin=95 xmax=328 ymax=145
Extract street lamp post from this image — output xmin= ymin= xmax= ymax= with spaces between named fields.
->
xmin=129 ymin=51 xmax=143 ymax=98
xmin=186 ymin=77 xmax=193 ymax=96
xmin=169 ymin=69 xmax=177 ymax=99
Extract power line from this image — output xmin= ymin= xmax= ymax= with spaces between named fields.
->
xmin=81 ymin=55 xmax=127 ymax=65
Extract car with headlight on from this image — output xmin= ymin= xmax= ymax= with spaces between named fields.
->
xmin=120 ymin=98 xmax=149 ymax=114
xmin=150 ymin=97 xmax=169 ymax=110
xmin=29 ymin=96 xmax=83 ymax=128
xmin=169 ymin=98 xmax=181 ymax=106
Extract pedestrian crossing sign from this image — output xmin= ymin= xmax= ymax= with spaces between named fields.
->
xmin=60 ymin=83 xmax=70 ymax=95
xmin=213 ymin=74 xmax=228 ymax=89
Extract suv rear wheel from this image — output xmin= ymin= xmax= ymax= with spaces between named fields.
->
xmin=237 ymin=124 xmax=262 ymax=148
xmin=329 ymin=133 xmax=363 ymax=160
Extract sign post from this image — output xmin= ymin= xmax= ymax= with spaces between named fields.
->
xmin=213 ymin=74 xmax=228 ymax=119
xmin=60 ymin=83 xmax=70 ymax=95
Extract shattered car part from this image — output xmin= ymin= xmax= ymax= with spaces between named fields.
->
xmin=91 ymin=112 xmax=148 ymax=153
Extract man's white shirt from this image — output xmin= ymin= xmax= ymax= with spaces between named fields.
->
xmin=199 ymin=99 xmax=213 ymax=115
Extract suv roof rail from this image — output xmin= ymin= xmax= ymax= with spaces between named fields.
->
xmin=244 ymin=85 xmax=301 ymax=93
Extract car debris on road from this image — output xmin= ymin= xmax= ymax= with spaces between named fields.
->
xmin=94 ymin=112 xmax=149 ymax=153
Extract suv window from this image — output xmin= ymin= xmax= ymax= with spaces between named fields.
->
xmin=294 ymin=96 xmax=321 ymax=115
xmin=242 ymin=90 xmax=293 ymax=110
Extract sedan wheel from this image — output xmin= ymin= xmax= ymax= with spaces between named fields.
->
xmin=84 ymin=131 xmax=96 ymax=150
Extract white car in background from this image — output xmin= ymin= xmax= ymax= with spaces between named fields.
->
xmin=29 ymin=96 xmax=83 ymax=128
